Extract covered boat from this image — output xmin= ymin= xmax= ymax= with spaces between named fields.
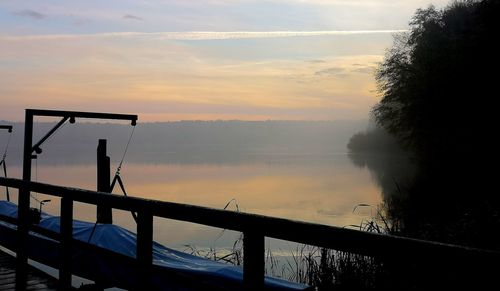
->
xmin=0 ymin=200 xmax=310 ymax=290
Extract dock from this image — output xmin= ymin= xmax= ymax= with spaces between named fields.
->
xmin=1 ymin=110 xmax=499 ymax=290
xmin=0 ymin=249 xmax=58 ymax=291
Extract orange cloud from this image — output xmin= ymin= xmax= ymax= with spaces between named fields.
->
xmin=0 ymin=33 xmax=388 ymax=121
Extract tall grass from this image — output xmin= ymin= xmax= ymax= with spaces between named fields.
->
xmin=183 ymin=202 xmax=397 ymax=290
xmin=261 ymin=204 xmax=391 ymax=290
xmin=183 ymin=233 xmax=243 ymax=266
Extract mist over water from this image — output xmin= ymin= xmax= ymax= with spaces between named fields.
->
xmin=1 ymin=120 xmax=397 ymax=251
xmin=2 ymin=120 xmax=368 ymax=165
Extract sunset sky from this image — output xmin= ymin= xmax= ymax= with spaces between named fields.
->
xmin=0 ymin=0 xmax=448 ymax=122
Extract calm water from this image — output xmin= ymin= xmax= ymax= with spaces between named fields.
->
xmin=3 ymin=154 xmax=380 ymax=252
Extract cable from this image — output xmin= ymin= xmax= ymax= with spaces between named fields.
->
xmin=1 ymin=130 xmax=11 ymax=161
xmin=1 ymin=131 xmax=11 ymax=201
xmin=114 ymin=125 xmax=136 ymax=177
xmin=31 ymin=157 xmax=39 ymax=203
xmin=89 ymin=123 xmax=137 ymax=242
xmin=109 ymin=125 xmax=138 ymax=224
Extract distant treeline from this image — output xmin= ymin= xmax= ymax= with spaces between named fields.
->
xmin=1 ymin=120 xmax=367 ymax=165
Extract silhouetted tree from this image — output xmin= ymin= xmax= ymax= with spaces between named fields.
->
xmin=371 ymin=0 xmax=500 ymax=249
xmin=374 ymin=0 xmax=499 ymax=162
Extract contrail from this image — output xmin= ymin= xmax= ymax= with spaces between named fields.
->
xmin=0 ymin=30 xmax=406 ymax=41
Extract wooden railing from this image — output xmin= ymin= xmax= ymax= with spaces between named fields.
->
xmin=1 ymin=176 xmax=499 ymax=290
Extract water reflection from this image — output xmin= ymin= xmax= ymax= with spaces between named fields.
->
xmin=3 ymin=155 xmax=380 ymax=250
xmin=348 ymin=152 xmax=415 ymax=200
xmin=348 ymin=142 xmax=500 ymax=251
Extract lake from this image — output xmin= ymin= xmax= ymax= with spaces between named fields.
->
xmin=3 ymin=153 xmax=380 ymax=254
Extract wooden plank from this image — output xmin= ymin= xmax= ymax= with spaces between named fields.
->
xmin=0 ymin=271 xmax=15 ymax=277
xmin=1 ymin=176 xmax=500 ymax=264
xmin=0 ymin=274 xmax=15 ymax=284
xmin=0 ymin=283 xmax=15 ymax=290
xmin=0 ymin=249 xmax=59 ymax=291
xmin=26 ymin=284 xmax=52 ymax=290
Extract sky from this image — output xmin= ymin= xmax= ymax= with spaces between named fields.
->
xmin=0 ymin=0 xmax=450 ymax=122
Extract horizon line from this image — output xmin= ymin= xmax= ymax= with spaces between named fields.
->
xmin=1 ymin=118 xmax=369 ymax=124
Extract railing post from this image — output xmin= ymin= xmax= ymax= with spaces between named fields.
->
xmin=60 ymin=196 xmax=73 ymax=289
xmin=137 ymin=210 xmax=153 ymax=288
xmin=243 ymin=231 xmax=265 ymax=291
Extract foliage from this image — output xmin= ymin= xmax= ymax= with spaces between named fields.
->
xmin=373 ymin=0 xmax=500 ymax=161
xmin=347 ymin=126 xmax=403 ymax=154
xmin=371 ymin=0 xmax=500 ymax=250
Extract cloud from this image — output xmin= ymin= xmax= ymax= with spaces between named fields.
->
xmin=153 ymin=30 xmax=406 ymax=40
xmin=69 ymin=15 xmax=91 ymax=26
xmin=0 ymin=28 xmax=385 ymax=121
xmin=13 ymin=9 xmax=47 ymax=20
xmin=123 ymin=14 xmax=143 ymax=21
xmin=307 ymin=59 xmax=326 ymax=64
xmin=315 ymin=67 xmax=346 ymax=77
xmin=352 ymin=66 xmax=376 ymax=74
xmin=0 ymin=30 xmax=405 ymax=41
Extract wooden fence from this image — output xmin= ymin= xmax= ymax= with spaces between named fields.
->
xmin=1 ymin=177 xmax=499 ymax=290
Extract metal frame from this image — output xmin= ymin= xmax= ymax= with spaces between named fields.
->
xmin=0 ymin=125 xmax=12 ymax=132
xmin=17 ymin=109 xmax=137 ymax=289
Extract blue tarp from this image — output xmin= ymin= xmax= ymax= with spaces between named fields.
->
xmin=0 ymin=200 xmax=310 ymax=290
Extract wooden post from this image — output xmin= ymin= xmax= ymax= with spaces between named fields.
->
xmin=60 ymin=197 xmax=73 ymax=288
xmin=97 ymin=139 xmax=112 ymax=224
xmin=243 ymin=231 xmax=265 ymax=291
xmin=137 ymin=211 xmax=153 ymax=288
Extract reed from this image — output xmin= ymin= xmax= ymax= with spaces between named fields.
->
xmin=184 ymin=201 xmax=397 ymax=290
